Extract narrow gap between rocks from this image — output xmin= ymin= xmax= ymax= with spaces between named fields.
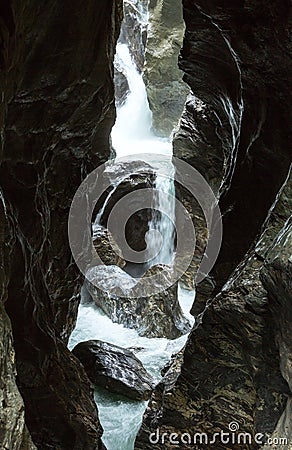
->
xmin=68 ymin=1 xmax=194 ymax=449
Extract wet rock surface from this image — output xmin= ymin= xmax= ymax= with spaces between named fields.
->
xmin=136 ymin=0 xmax=292 ymax=447
xmin=0 ymin=197 xmax=36 ymax=450
xmin=174 ymin=177 xmax=209 ymax=291
xmin=0 ymin=307 xmax=36 ymax=450
xmin=136 ymin=164 xmax=292 ymax=449
xmin=94 ymin=160 xmax=156 ymax=254
xmin=145 ymin=0 xmax=189 ymax=136
xmin=73 ymin=340 xmax=155 ymax=401
xmin=85 ymin=264 xmax=191 ymax=339
xmin=174 ymin=0 xmax=292 ymax=311
xmin=136 ymin=173 xmax=292 ymax=450
xmin=0 ymin=0 xmax=291 ymax=448
xmin=92 ymin=225 xmax=125 ymax=267
xmin=114 ymin=67 xmax=130 ymax=107
xmin=0 ymin=0 xmax=123 ymax=448
xmin=260 ymin=218 xmax=292 ymax=447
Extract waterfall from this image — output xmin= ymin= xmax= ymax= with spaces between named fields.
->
xmin=111 ymin=28 xmax=176 ymax=268
xmin=69 ymin=2 xmax=194 ymax=449
xmin=93 ymin=187 xmax=115 ymax=232
xmin=68 ymin=287 xmax=195 ymax=450
xmin=112 ymin=43 xmax=152 ymax=146
xmin=111 ymin=44 xmax=172 ymax=158
xmin=146 ymin=167 xmax=176 ymax=266
xmin=94 ymin=25 xmax=177 ymax=266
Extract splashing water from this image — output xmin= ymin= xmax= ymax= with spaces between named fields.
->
xmin=112 ymin=41 xmax=176 ymax=268
xmin=69 ymin=2 xmax=194 ymax=449
xmin=68 ymin=287 xmax=195 ymax=450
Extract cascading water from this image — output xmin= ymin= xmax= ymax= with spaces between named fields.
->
xmin=146 ymin=169 xmax=176 ymax=266
xmin=69 ymin=2 xmax=194 ymax=449
xmin=69 ymin=285 xmax=194 ymax=450
xmin=112 ymin=43 xmax=152 ymax=146
xmin=112 ymin=40 xmax=176 ymax=267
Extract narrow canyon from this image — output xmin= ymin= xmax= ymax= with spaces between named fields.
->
xmin=0 ymin=1 xmax=291 ymax=450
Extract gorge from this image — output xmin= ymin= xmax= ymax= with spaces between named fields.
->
xmin=0 ymin=1 xmax=291 ymax=450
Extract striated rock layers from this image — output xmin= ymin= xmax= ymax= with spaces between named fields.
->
xmin=144 ymin=0 xmax=189 ymax=136
xmin=136 ymin=0 xmax=292 ymax=448
xmin=0 ymin=1 xmax=123 ymax=448
xmin=94 ymin=160 xmax=156 ymax=254
xmin=73 ymin=340 xmax=155 ymax=401
xmin=85 ymin=264 xmax=191 ymax=339
xmin=173 ymin=0 xmax=292 ymax=309
xmin=0 ymin=197 xmax=36 ymax=450
xmin=136 ymin=155 xmax=292 ymax=450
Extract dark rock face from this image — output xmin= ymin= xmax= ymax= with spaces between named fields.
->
xmin=0 ymin=197 xmax=36 ymax=449
xmin=174 ymin=174 xmax=210 ymax=291
xmin=136 ymin=167 xmax=292 ymax=450
xmin=136 ymin=0 xmax=292 ymax=447
xmin=0 ymin=0 xmax=123 ymax=448
xmin=262 ymin=221 xmax=292 ymax=391
xmin=0 ymin=307 xmax=36 ymax=450
xmin=85 ymin=264 xmax=191 ymax=339
xmin=73 ymin=340 xmax=155 ymax=401
xmin=174 ymin=0 xmax=292 ymax=310
xmin=95 ymin=160 xmax=155 ymax=254
xmin=114 ymin=66 xmax=130 ymax=107
xmin=119 ymin=0 xmax=148 ymax=72
xmin=261 ymin=218 xmax=292 ymax=446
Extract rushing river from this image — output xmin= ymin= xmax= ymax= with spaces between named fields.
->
xmin=69 ymin=286 xmax=194 ymax=449
xmin=69 ymin=2 xmax=194 ymax=448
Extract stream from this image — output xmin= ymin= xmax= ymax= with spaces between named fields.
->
xmin=69 ymin=285 xmax=194 ymax=449
xmin=68 ymin=2 xmax=194 ymax=448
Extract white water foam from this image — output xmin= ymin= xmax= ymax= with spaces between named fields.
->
xmin=69 ymin=2 xmax=195 ymax=448
xmin=68 ymin=287 xmax=195 ymax=450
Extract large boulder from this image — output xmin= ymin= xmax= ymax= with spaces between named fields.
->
xmin=72 ymin=340 xmax=155 ymax=401
xmin=85 ymin=264 xmax=191 ymax=339
xmin=94 ymin=160 xmax=156 ymax=254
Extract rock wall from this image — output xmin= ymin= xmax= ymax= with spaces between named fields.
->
xmin=0 ymin=196 xmax=36 ymax=450
xmin=174 ymin=0 xmax=292 ymax=310
xmin=0 ymin=0 xmax=122 ymax=448
xmin=114 ymin=0 xmax=148 ymax=107
xmin=136 ymin=0 xmax=292 ymax=447
xmin=144 ymin=0 xmax=189 ymax=136
xmin=120 ymin=0 xmax=148 ymax=72
xmin=136 ymin=167 xmax=292 ymax=449
xmin=260 ymin=217 xmax=292 ymax=448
